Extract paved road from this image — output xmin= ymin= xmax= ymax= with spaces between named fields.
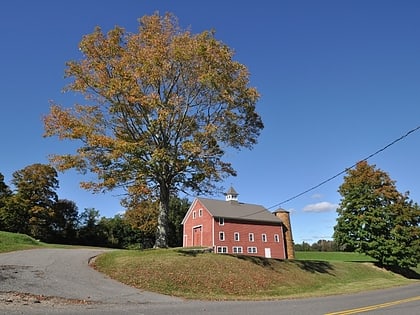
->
xmin=0 ymin=248 xmax=419 ymax=314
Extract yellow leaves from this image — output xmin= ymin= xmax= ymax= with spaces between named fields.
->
xmin=124 ymin=200 xmax=158 ymax=233
xmin=87 ymin=134 xmax=114 ymax=149
xmin=44 ymin=11 xmax=263 ymax=203
xmin=43 ymin=103 xmax=105 ymax=141
xmin=48 ymin=154 xmax=86 ymax=172
xmin=127 ymin=182 xmax=151 ymax=197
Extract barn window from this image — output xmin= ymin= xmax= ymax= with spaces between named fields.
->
xmin=232 ymin=246 xmax=243 ymax=254
xmin=218 ymin=217 xmax=224 ymax=225
xmin=192 ymin=211 xmax=196 ymax=219
xmin=198 ymin=208 xmax=203 ymax=217
xmin=217 ymin=246 xmax=228 ymax=253
xmin=219 ymin=232 xmax=225 ymax=241
xmin=274 ymin=234 xmax=280 ymax=242
xmin=249 ymin=233 xmax=254 ymax=242
xmin=247 ymin=247 xmax=257 ymax=254
xmin=262 ymin=234 xmax=267 ymax=242
xmin=234 ymin=232 xmax=240 ymax=241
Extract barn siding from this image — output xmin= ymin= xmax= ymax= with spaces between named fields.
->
xmin=214 ymin=219 xmax=286 ymax=259
xmin=183 ymin=199 xmax=214 ymax=247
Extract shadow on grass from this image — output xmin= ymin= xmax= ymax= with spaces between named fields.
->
xmin=294 ymin=260 xmax=335 ymax=275
xmin=234 ymin=255 xmax=276 ymax=269
xmin=234 ymin=255 xmax=335 ymax=275
xmin=176 ymin=247 xmax=213 ymax=257
xmin=377 ymin=263 xmax=420 ymax=279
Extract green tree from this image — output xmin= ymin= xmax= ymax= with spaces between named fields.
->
xmin=0 ymin=195 xmax=29 ymax=234
xmin=49 ymin=199 xmax=79 ymax=243
xmin=333 ymin=161 xmax=420 ymax=268
xmin=0 ymin=172 xmax=12 ymax=203
xmin=167 ymin=197 xmax=190 ymax=247
xmin=0 ymin=172 xmax=13 ymax=230
xmin=294 ymin=241 xmax=311 ymax=252
xmin=98 ymin=215 xmax=145 ymax=249
xmin=310 ymin=240 xmax=338 ymax=252
xmin=11 ymin=164 xmax=59 ymax=240
xmin=77 ymin=207 xmax=103 ymax=246
xmin=43 ymin=13 xmax=263 ymax=248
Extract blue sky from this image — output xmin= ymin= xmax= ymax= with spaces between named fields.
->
xmin=1 ymin=1 xmax=420 ymax=244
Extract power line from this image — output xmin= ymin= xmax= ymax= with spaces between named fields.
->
xmin=266 ymin=125 xmax=420 ymax=210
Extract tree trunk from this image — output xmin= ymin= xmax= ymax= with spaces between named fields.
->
xmin=154 ymin=184 xmax=170 ymax=248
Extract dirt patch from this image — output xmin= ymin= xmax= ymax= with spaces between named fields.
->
xmin=0 ymin=291 xmax=95 ymax=307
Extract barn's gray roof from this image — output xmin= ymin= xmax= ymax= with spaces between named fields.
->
xmin=197 ymin=197 xmax=282 ymax=224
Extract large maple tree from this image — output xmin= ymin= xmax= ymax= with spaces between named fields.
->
xmin=44 ymin=13 xmax=263 ymax=247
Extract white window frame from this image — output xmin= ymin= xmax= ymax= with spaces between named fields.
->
xmin=219 ymin=231 xmax=225 ymax=241
xmin=219 ymin=217 xmax=224 ymax=226
xmin=232 ymin=246 xmax=243 ymax=254
xmin=274 ymin=234 xmax=280 ymax=242
xmin=247 ymin=247 xmax=257 ymax=254
xmin=234 ymin=232 xmax=240 ymax=241
xmin=249 ymin=233 xmax=254 ymax=242
xmin=217 ymin=246 xmax=228 ymax=253
xmin=192 ymin=211 xmax=196 ymax=219
xmin=198 ymin=208 xmax=203 ymax=217
xmin=262 ymin=233 xmax=267 ymax=242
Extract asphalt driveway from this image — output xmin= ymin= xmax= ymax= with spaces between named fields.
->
xmin=0 ymin=248 xmax=181 ymax=314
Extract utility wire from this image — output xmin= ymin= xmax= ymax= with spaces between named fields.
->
xmin=266 ymin=125 xmax=420 ymax=210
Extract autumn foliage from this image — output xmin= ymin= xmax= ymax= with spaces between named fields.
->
xmin=43 ymin=13 xmax=263 ymax=247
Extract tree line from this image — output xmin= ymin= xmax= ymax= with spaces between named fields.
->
xmin=0 ymin=164 xmax=189 ymax=248
xmin=294 ymin=240 xmax=339 ymax=252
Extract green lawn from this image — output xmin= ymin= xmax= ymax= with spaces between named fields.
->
xmin=92 ymin=248 xmax=419 ymax=300
xmin=295 ymin=251 xmax=376 ymax=262
xmin=0 ymin=231 xmax=88 ymax=253
xmin=0 ymin=231 xmax=45 ymax=252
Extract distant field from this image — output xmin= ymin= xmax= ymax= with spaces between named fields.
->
xmin=295 ymin=251 xmax=376 ymax=262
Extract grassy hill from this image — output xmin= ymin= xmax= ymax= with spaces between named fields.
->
xmin=92 ymin=248 xmax=419 ymax=300
xmin=0 ymin=231 xmax=46 ymax=252
xmin=1 ymin=231 xmax=418 ymax=300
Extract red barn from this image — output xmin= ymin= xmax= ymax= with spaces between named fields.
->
xmin=181 ymin=187 xmax=295 ymax=259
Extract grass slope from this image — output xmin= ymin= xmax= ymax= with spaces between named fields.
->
xmin=92 ymin=248 xmax=418 ymax=300
xmin=0 ymin=231 xmax=45 ymax=252
xmin=295 ymin=251 xmax=375 ymax=262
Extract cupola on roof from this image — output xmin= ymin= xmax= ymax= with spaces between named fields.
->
xmin=225 ymin=186 xmax=238 ymax=202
